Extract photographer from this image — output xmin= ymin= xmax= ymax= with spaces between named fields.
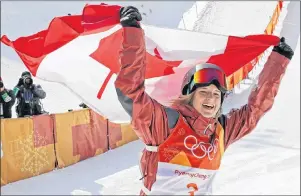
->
xmin=79 ymin=102 xmax=89 ymax=109
xmin=13 ymin=71 xmax=46 ymax=117
xmin=0 ymin=77 xmax=16 ymax=118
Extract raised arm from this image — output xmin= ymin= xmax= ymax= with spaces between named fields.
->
xmin=114 ymin=6 xmax=172 ymax=145
xmin=32 ymin=84 xmax=46 ymax=99
xmin=223 ymin=37 xmax=294 ymax=150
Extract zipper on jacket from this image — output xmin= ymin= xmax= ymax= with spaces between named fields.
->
xmin=209 ymin=122 xmax=218 ymax=145
xmin=210 ymin=132 xmax=216 ymax=145
xmin=203 ymin=123 xmax=211 ymax=134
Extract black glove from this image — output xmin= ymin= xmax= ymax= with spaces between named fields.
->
xmin=119 ymin=6 xmax=142 ymax=28
xmin=16 ymin=78 xmax=23 ymax=87
xmin=272 ymin=37 xmax=294 ymax=60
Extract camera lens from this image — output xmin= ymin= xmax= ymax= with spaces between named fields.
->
xmin=23 ymin=77 xmax=33 ymax=86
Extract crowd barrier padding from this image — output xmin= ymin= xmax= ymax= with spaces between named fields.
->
xmin=52 ymin=109 xmax=109 ymax=168
xmin=1 ymin=115 xmax=56 ymax=185
xmin=108 ymin=121 xmax=138 ymax=149
xmin=52 ymin=109 xmax=91 ymax=168
xmin=89 ymin=110 xmax=109 ymax=156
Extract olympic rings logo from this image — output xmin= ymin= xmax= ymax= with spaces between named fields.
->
xmin=184 ymin=135 xmax=219 ymax=160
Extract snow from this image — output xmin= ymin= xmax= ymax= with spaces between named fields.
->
xmin=1 ymin=140 xmax=145 ymax=195
xmin=1 ymin=1 xmax=300 ymax=195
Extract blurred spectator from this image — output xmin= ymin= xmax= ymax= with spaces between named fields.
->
xmin=0 ymin=77 xmax=16 ymax=118
xmin=13 ymin=71 xmax=47 ymax=117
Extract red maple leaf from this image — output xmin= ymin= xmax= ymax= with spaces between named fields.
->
xmin=90 ymin=28 xmax=182 ymax=99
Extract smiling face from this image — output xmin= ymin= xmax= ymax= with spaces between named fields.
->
xmin=192 ymin=84 xmax=222 ymax=118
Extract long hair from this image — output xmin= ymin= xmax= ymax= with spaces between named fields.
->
xmin=169 ymin=91 xmax=195 ymax=107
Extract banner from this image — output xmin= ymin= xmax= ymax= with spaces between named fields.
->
xmin=89 ymin=110 xmax=109 ymax=156
xmin=52 ymin=109 xmax=108 ymax=168
xmin=0 ymin=115 xmax=56 ymax=185
xmin=108 ymin=122 xmax=138 ymax=149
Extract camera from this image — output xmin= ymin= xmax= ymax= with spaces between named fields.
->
xmin=79 ymin=103 xmax=88 ymax=109
xmin=23 ymin=76 xmax=33 ymax=87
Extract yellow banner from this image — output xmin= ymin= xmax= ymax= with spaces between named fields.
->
xmin=53 ymin=109 xmax=108 ymax=168
xmin=1 ymin=116 xmax=56 ymax=185
xmin=108 ymin=122 xmax=138 ymax=149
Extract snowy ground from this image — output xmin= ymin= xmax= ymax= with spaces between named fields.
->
xmin=1 ymin=1 xmax=300 ymax=195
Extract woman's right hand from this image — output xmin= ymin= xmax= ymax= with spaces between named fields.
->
xmin=119 ymin=6 xmax=142 ymax=28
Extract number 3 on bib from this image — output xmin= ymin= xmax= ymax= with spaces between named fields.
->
xmin=187 ymin=183 xmax=198 ymax=196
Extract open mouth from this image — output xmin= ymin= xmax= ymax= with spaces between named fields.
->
xmin=202 ymin=103 xmax=215 ymax=110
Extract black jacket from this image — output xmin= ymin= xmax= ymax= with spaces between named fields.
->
xmin=15 ymin=84 xmax=46 ymax=117
xmin=0 ymin=88 xmax=16 ymax=118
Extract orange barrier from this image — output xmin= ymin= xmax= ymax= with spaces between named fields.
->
xmin=1 ymin=109 xmax=109 ymax=186
xmin=226 ymin=0 xmax=283 ymax=90
xmin=108 ymin=121 xmax=138 ymax=149
xmin=89 ymin=110 xmax=109 ymax=156
xmin=52 ymin=109 xmax=108 ymax=168
xmin=1 ymin=115 xmax=56 ymax=185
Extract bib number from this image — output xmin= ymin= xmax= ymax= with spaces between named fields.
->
xmin=187 ymin=183 xmax=198 ymax=196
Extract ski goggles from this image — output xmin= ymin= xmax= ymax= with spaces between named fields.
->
xmin=184 ymin=64 xmax=227 ymax=95
xmin=194 ymin=68 xmax=227 ymax=89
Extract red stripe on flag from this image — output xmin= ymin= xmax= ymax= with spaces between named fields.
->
xmin=82 ymin=3 xmax=121 ymax=32
xmin=207 ymin=35 xmax=279 ymax=76
xmin=0 ymin=3 xmax=121 ymax=76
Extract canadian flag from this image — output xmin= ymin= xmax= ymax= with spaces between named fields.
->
xmin=1 ymin=3 xmax=280 ymax=123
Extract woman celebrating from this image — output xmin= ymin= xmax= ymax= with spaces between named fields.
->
xmin=115 ymin=6 xmax=294 ymax=195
